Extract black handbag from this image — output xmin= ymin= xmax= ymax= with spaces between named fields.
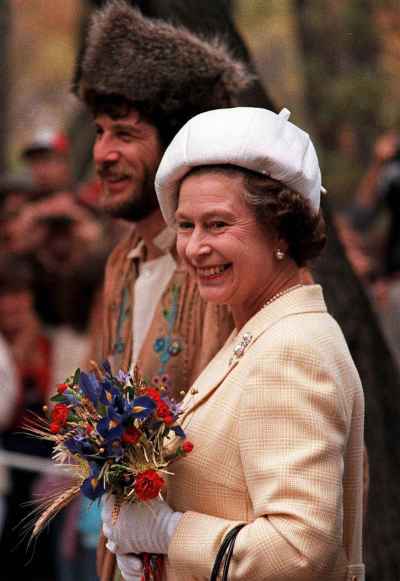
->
xmin=210 ymin=524 xmax=245 ymax=581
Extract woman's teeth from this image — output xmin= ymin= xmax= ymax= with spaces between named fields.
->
xmin=198 ymin=264 xmax=228 ymax=276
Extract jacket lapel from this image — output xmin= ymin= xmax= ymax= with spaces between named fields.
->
xmin=179 ymin=284 xmax=327 ymax=420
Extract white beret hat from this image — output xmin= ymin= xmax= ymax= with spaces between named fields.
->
xmin=155 ymin=107 xmax=324 ymax=226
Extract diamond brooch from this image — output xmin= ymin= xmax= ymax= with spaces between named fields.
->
xmin=229 ymin=332 xmax=252 ymax=365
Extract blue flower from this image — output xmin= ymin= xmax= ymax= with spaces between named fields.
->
xmin=97 ymin=407 xmax=124 ymax=441
xmin=170 ymin=424 xmax=185 ymax=438
xmin=117 ymin=369 xmax=130 ymax=383
xmin=64 ymin=434 xmax=95 ymax=457
xmin=101 ymin=360 xmax=112 ymax=375
xmin=106 ymin=438 xmax=123 ymax=459
xmin=130 ymin=396 xmax=156 ymax=420
xmin=99 ymin=379 xmax=121 ymax=408
xmin=81 ymin=464 xmax=105 ymax=500
xmin=79 ymin=372 xmax=100 ymax=404
xmin=62 ymin=392 xmax=79 ymax=406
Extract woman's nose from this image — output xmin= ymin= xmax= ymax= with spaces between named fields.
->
xmin=185 ymin=230 xmax=211 ymax=262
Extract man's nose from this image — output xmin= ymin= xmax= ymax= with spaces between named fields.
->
xmin=93 ymin=137 xmax=120 ymax=166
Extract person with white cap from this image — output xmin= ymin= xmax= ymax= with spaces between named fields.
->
xmin=20 ymin=128 xmax=72 ymax=197
xmin=102 ymin=107 xmax=365 ymax=580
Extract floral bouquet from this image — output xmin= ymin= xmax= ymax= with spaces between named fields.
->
xmin=27 ymin=360 xmax=192 ymax=580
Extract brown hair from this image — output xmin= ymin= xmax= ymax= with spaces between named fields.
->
xmin=84 ymin=90 xmax=177 ymax=148
xmin=185 ymin=165 xmax=326 ymax=266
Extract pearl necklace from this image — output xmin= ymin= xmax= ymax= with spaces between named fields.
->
xmin=263 ymin=283 xmax=304 ymax=309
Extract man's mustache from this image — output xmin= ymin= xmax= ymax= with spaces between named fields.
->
xmin=97 ymin=166 xmax=132 ymax=180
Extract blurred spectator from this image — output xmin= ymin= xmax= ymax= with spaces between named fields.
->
xmin=0 ymin=120 xmax=126 ymax=580
xmin=5 ymin=190 xmax=108 ymax=329
xmin=20 ymin=128 xmax=73 ymax=197
xmin=335 ymin=214 xmax=376 ymax=285
xmin=350 ymin=131 xmax=400 ymax=366
xmin=351 ymin=132 xmax=400 ymax=275
xmin=0 ymin=173 xmax=36 ymax=252
xmin=0 ymin=255 xmax=55 ymax=580
xmin=0 ymin=252 xmax=100 ymax=580
xmin=0 ymin=115 xmax=118 ymax=580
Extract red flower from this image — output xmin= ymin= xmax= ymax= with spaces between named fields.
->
xmin=51 ymin=403 xmax=69 ymax=428
xmin=155 ymin=400 xmax=174 ymax=425
xmin=50 ymin=422 xmax=61 ymax=434
xmin=145 ymin=388 xmax=161 ymax=401
xmin=86 ymin=423 xmax=94 ymax=435
xmin=57 ymin=383 xmax=68 ymax=394
xmin=122 ymin=426 xmax=141 ymax=445
xmin=182 ymin=441 xmax=194 ymax=454
xmin=134 ymin=469 xmax=165 ymax=501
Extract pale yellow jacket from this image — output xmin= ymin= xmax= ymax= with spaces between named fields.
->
xmin=165 ymin=285 xmax=365 ymax=581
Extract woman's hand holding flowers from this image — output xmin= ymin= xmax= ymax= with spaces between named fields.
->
xmin=116 ymin=554 xmax=143 ymax=581
xmin=102 ymin=494 xmax=183 ymax=555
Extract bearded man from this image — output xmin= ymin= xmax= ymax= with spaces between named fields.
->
xmin=74 ymin=0 xmax=253 ymax=392
xmin=74 ymin=1 xmax=252 ymax=578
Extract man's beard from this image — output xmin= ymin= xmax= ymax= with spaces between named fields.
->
xmin=101 ymin=178 xmax=159 ymax=222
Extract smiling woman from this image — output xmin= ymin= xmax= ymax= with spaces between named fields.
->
xmin=101 ymin=106 xmax=365 ymax=581
xmin=177 ymin=169 xmax=287 ymax=328
xmin=175 ymin=164 xmax=326 ymax=329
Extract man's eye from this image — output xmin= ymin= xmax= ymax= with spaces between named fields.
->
xmin=95 ymin=127 xmax=103 ymax=139
xmin=117 ymin=131 xmax=132 ymax=141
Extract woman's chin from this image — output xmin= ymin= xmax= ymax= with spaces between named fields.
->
xmin=197 ymin=284 xmax=231 ymax=305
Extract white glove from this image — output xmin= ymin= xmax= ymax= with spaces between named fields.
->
xmin=102 ymin=495 xmax=182 ymax=555
xmin=116 ymin=553 xmax=143 ymax=581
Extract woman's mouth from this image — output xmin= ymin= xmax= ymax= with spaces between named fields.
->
xmin=197 ymin=263 xmax=231 ymax=279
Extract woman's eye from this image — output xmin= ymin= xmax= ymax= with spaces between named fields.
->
xmin=209 ymin=221 xmax=227 ymax=230
xmin=176 ymin=221 xmax=193 ymax=231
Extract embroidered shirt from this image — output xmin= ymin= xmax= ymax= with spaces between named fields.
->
xmin=128 ymin=242 xmax=176 ymax=367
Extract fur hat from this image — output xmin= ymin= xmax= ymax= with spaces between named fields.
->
xmin=75 ymin=0 xmax=252 ymax=141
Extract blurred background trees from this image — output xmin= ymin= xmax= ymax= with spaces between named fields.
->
xmin=6 ymin=0 xmax=400 ymax=204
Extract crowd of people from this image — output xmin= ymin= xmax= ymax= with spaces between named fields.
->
xmin=0 ymin=1 xmax=399 ymax=580
xmin=0 ymin=126 xmax=125 ymax=579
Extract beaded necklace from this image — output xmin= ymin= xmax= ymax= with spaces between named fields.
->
xmin=263 ymin=283 xmax=304 ymax=309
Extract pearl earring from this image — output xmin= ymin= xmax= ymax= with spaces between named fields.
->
xmin=275 ymin=248 xmax=285 ymax=261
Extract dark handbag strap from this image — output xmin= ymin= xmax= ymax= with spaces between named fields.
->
xmin=210 ymin=524 xmax=245 ymax=581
